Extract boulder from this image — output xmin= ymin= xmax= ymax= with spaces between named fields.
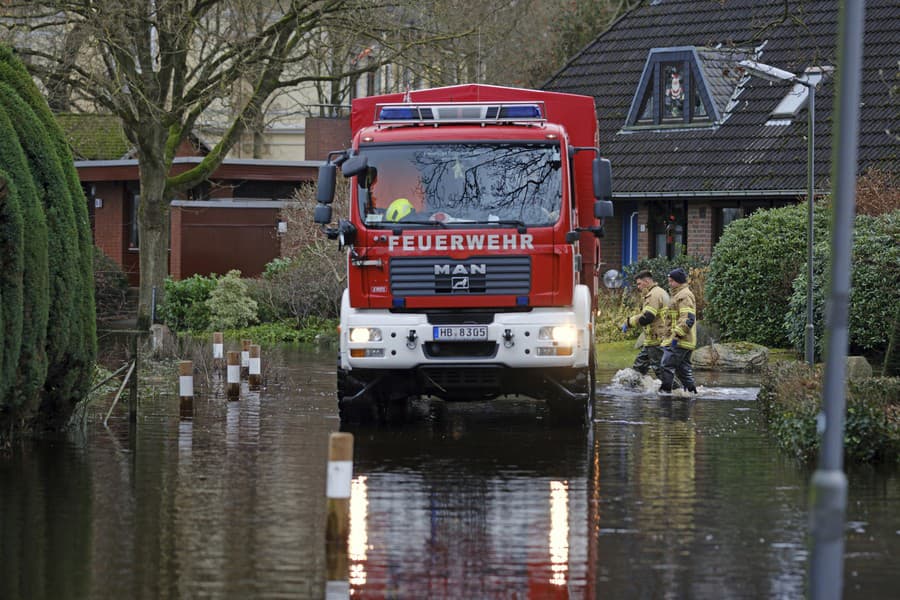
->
xmin=692 ymin=342 xmax=768 ymax=372
xmin=846 ymin=356 xmax=873 ymax=380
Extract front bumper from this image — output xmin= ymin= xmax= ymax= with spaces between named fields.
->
xmin=339 ymin=288 xmax=593 ymax=372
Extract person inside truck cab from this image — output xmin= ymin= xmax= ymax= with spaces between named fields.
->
xmin=370 ymin=158 xmax=425 ymax=219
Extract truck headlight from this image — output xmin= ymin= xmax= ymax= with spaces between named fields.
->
xmin=539 ymin=325 xmax=578 ymax=345
xmin=349 ymin=327 xmax=382 ymax=343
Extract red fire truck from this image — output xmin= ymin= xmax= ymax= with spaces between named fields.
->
xmin=314 ymin=84 xmax=613 ymax=424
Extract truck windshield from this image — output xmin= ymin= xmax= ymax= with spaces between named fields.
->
xmin=357 ymin=142 xmax=562 ymax=227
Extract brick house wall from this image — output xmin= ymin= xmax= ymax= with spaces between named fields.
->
xmin=304 ymin=117 xmax=352 ymax=160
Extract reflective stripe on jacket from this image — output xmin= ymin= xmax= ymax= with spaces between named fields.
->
xmin=627 ymin=284 xmax=670 ymax=346
xmin=664 ymin=282 xmax=697 ymax=350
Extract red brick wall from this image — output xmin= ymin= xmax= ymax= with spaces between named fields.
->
xmin=599 ymin=215 xmax=622 ymax=272
xmin=638 ymin=204 xmax=651 ymax=259
xmin=91 ymin=182 xmax=127 ymax=265
xmin=305 ymin=117 xmax=351 ymax=160
xmin=686 ymin=201 xmax=713 ymax=259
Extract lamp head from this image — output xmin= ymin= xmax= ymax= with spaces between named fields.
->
xmin=739 ymin=59 xmax=798 ymax=83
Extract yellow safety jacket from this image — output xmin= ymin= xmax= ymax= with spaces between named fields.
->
xmin=664 ymin=282 xmax=697 ymax=350
xmin=627 ymin=284 xmax=670 ymax=346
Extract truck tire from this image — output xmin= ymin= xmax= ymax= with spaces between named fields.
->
xmin=337 ymin=360 xmax=376 ymax=424
xmin=547 ymin=343 xmax=595 ymax=427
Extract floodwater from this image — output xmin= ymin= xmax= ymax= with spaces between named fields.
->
xmin=1 ymin=345 xmax=899 ymax=599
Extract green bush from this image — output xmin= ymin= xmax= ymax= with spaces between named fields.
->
xmin=218 ymin=317 xmax=336 ymax=345
xmin=785 ymin=211 xmax=900 ymax=370
xmin=206 ymin=270 xmax=258 ymax=330
xmin=158 ymin=274 xmax=219 ymax=331
xmin=0 ymin=91 xmax=48 ymax=416
xmin=0 ymin=80 xmax=84 ymax=426
xmin=0 ymin=171 xmax=24 ymax=407
xmin=757 ymin=361 xmax=900 ymax=464
xmin=706 ymin=202 xmax=829 ymax=347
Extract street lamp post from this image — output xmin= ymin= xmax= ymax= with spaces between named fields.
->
xmin=739 ymin=59 xmax=828 ymax=365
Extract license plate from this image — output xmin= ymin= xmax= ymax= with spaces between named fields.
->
xmin=433 ymin=325 xmax=488 ymax=340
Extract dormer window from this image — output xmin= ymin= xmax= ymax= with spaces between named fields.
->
xmin=626 ymin=47 xmax=743 ymax=129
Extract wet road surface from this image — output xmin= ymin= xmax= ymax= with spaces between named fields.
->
xmin=1 ymin=345 xmax=898 ymax=599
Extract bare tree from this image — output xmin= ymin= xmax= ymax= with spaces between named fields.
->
xmin=1 ymin=0 xmax=466 ymax=326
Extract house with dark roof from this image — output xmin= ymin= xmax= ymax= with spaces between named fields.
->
xmin=543 ymin=0 xmax=898 ymax=270
xmin=56 ymin=114 xmax=345 ymax=284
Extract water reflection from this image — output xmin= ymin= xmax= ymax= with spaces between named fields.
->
xmin=342 ymin=403 xmax=596 ymax=598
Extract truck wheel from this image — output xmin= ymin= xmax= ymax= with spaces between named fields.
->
xmin=547 ymin=345 xmax=595 ymax=427
xmin=337 ymin=363 xmax=376 ymax=424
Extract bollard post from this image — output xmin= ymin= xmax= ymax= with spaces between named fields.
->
xmin=226 ymin=351 xmax=241 ymax=400
xmin=129 ymin=332 xmax=138 ymax=424
xmin=179 ymin=360 xmax=193 ymax=419
xmin=325 ymin=540 xmax=350 ymax=599
xmin=241 ymin=339 xmax=251 ymax=379
xmin=212 ymin=332 xmax=224 ymax=370
xmin=326 ymin=432 xmax=354 ymax=543
xmin=249 ymin=344 xmax=261 ymax=391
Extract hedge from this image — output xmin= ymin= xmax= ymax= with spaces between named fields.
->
xmin=757 ymin=361 xmax=900 ymax=464
xmin=0 ymin=171 xmax=23 ymax=407
xmin=0 ymin=48 xmax=97 ymax=403
xmin=785 ymin=210 xmax=900 ymax=373
xmin=706 ymin=202 xmax=830 ymax=348
xmin=0 ymin=82 xmax=83 ymax=426
xmin=0 ymin=104 xmax=49 ymax=416
xmin=0 ymin=45 xmax=92 ymax=436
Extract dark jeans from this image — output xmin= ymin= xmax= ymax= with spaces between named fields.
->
xmin=659 ymin=346 xmax=696 ymax=392
xmin=632 ymin=345 xmax=664 ymax=379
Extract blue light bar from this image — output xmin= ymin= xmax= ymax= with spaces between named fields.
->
xmin=379 ymin=106 xmax=417 ymax=120
xmin=392 ymin=297 xmax=406 ymax=309
xmin=499 ymin=105 xmax=542 ymax=119
xmin=516 ymin=296 xmax=529 ymax=306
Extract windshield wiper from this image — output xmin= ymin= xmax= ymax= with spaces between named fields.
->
xmin=465 ymin=219 xmax=528 ymax=233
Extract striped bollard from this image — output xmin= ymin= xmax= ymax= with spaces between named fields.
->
xmin=212 ymin=332 xmax=224 ymax=370
xmin=326 ymin=432 xmax=354 ymax=543
xmin=179 ymin=360 xmax=193 ymax=419
xmin=249 ymin=344 xmax=261 ymax=391
xmin=241 ymin=339 xmax=251 ymax=379
xmin=226 ymin=351 xmax=241 ymax=400
xmin=326 ymin=540 xmax=350 ymax=599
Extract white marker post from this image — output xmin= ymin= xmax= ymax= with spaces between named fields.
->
xmin=212 ymin=332 xmax=224 ymax=370
xmin=179 ymin=360 xmax=193 ymax=419
xmin=325 ymin=432 xmax=353 ymax=599
xmin=249 ymin=344 xmax=261 ymax=391
xmin=226 ymin=351 xmax=241 ymax=400
xmin=240 ymin=339 xmax=251 ymax=379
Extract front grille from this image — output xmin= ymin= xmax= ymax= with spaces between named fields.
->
xmin=420 ymin=367 xmax=502 ymax=390
xmin=391 ymin=256 xmax=531 ymax=296
xmin=423 ymin=341 xmax=498 ymax=359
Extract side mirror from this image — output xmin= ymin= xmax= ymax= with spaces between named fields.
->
xmin=341 ymin=155 xmax=369 ymax=178
xmin=594 ymin=200 xmax=613 ymax=218
xmin=314 ymin=204 xmax=332 ymax=225
xmin=316 ymin=163 xmax=336 ymax=204
xmin=592 ymin=157 xmax=612 ymax=201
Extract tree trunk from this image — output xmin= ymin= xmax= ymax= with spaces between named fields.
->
xmin=136 ymin=156 xmax=171 ymax=329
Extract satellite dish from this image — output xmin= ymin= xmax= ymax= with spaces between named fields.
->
xmin=603 ymin=269 xmax=624 ymax=289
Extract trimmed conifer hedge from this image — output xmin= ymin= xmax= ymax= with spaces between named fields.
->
xmin=0 ymin=46 xmax=94 ymax=437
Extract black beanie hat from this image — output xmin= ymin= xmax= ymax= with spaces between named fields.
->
xmin=668 ymin=268 xmax=688 ymax=284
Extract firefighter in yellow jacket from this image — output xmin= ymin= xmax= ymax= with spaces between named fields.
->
xmin=659 ymin=268 xmax=697 ymax=394
xmin=621 ymin=270 xmax=670 ymax=379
